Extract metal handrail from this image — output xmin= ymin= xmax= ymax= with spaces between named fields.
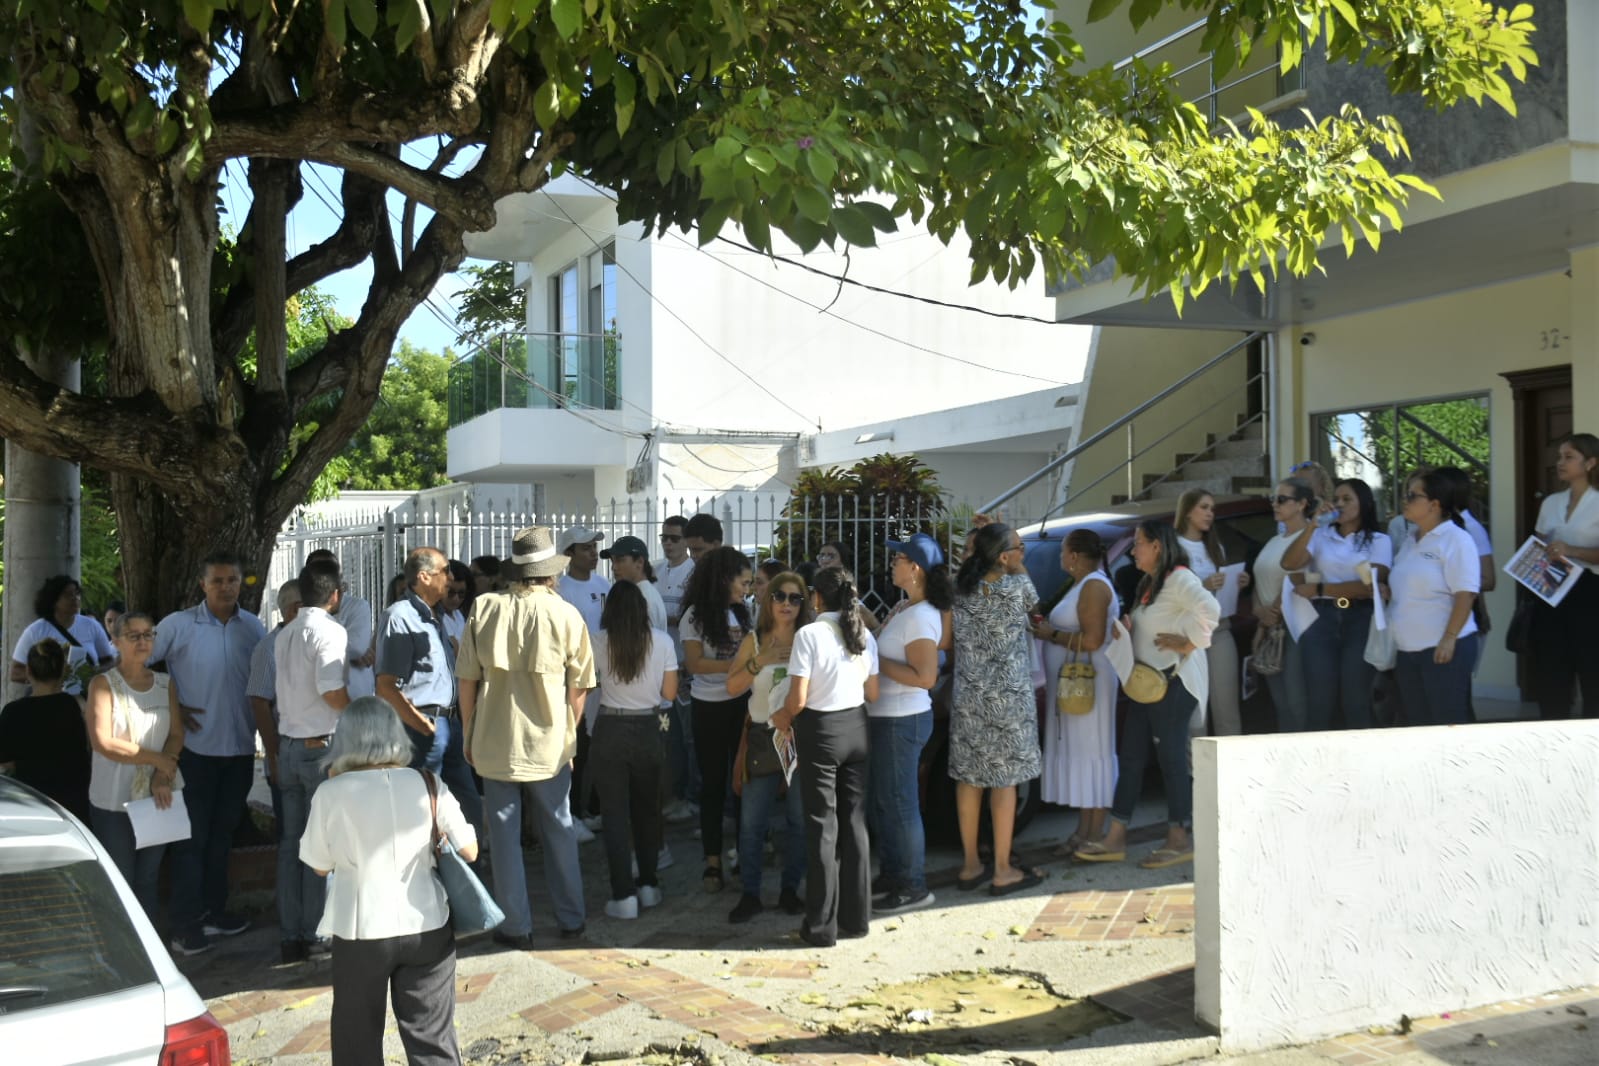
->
xmin=978 ymin=330 xmax=1264 ymax=515
xmin=1112 ymin=15 xmax=1299 ymax=127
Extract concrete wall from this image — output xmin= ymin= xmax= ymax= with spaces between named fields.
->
xmin=1273 ymin=264 xmax=1594 ymax=700
xmin=1194 ymin=723 xmax=1599 ymax=1052
xmin=1066 ymin=326 xmax=1257 ymax=510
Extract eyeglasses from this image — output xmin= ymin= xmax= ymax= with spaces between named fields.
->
xmin=660 ymin=533 xmax=683 ymax=542
xmin=122 ymin=631 xmax=156 ymax=642
xmin=1006 ymin=541 xmax=1024 ymax=553
xmin=770 ymin=591 xmax=806 ymax=606
xmin=1404 ymin=492 xmax=1430 ymax=503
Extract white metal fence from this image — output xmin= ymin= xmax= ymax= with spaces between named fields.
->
xmin=267 ymin=492 xmax=1050 ymax=627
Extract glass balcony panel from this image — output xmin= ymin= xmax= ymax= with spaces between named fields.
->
xmin=447 ymin=332 xmax=622 ymax=427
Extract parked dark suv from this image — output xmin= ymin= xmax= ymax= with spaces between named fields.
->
xmin=919 ymin=494 xmax=1276 ymax=841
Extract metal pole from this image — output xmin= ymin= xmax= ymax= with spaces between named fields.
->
xmin=1126 ymin=423 xmax=1136 ymax=501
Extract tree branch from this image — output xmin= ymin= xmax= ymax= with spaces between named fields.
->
xmin=401 ymin=135 xmax=478 ymax=262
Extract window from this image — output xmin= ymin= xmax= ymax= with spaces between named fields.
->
xmin=1313 ymin=395 xmax=1491 ymax=523
xmin=544 ymin=245 xmax=619 ymax=410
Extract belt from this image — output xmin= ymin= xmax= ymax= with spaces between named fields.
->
xmin=600 ymin=705 xmax=659 ymax=717
xmin=415 ymin=703 xmax=456 ymax=718
xmin=284 ymin=734 xmax=334 ymax=750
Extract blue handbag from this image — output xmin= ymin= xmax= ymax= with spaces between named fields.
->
xmin=420 ymin=770 xmax=505 ymax=934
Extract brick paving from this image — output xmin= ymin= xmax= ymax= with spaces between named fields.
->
xmin=275 ymin=1021 xmax=332 ymax=1056
xmin=455 ymin=971 xmax=498 ymax=1004
xmin=1024 ymin=885 xmax=1195 ymax=942
xmin=209 ymin=986 xmax=330 ymax=1026
xmin=1313 ymin=988 xmax=1599 ymax=1063
xmin=1090 ymin=965 xmax=1196 ymax=1031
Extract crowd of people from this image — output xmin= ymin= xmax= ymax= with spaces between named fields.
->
xmin=1 ymin=433 xmax=1596 ymax=1063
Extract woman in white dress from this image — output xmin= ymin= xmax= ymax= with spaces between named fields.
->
xmin=1031 ymin=529 xmax=1119 ymax=856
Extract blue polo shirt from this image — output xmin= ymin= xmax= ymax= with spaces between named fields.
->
xmin=150 ymin=601 xmax=267 ymax=758
xmin=377 ymin=591 xmax=455 ymax=710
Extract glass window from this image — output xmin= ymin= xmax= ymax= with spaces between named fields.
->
xmin=1312 ymin=395 xmax=1491 ymax=524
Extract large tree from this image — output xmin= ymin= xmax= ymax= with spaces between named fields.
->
xmin=0 ymin=0 xmax=1534 ymax=612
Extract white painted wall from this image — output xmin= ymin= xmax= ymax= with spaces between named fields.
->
xmin=1193 ymin=724 xmax=1599 ymax=1052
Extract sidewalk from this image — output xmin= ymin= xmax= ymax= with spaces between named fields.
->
xmin=184 ymin=800 xmax=1597 ymax=1066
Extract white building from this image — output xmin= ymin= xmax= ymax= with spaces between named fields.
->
xmin=449 ymin=175 xmax=1091 ymax=519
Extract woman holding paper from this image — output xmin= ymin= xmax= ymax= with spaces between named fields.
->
xmin=725 ymin=570 xmax=812 ymax=925
xmin=1175 ymin=491 xmax=1249 ymax=736
xmin=1531 ymin=433 xmax=1599 ymax=719
xmin=84 ymin=611 xmax=182 ymax=921
xmin=1251 ymin=478 xmax=1316 ymax=731
xmin=1281 ymin=478 xmax=1393 ymax=731
xmin=1389 ymin=470 xmax=1480 ymax=725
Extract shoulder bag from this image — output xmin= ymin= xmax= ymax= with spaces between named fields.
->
xmin=1250 ymin=622 xmax=1287 ymax=676
xmin=421 ymin=770 xmax=505 ymax=934
xmin=1504 ymin=596 xmax=1534 ymax=655
xmin=1055 ymin=632 xmax=1096 ymax=715
xmin=744 ymin=638 xmax=785 ymax=779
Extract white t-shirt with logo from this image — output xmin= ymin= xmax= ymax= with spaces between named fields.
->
xmin=559 ymin=573 xmax=611 ymax=635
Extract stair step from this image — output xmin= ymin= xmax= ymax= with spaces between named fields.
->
xmin=1178 ymin=456 xmax=1268 ymax=482
xmin=1146 ymin=476 xmax=1238 ymax=500
xmin=1211 ymin=437 xmax=1265 ymax=461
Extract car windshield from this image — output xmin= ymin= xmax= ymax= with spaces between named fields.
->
xmin=0 ymin=858 xmax=158 ymax=1016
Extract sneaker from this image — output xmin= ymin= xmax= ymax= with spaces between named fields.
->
xmin=875 ymin=888 xmax=936 ymax=915
xmin=558 ymin=923 xmax=587 ymax=940
xmin=657 ymin=843 xmax=675 ymax=870
xmin=728 ymin=893 xmax=763 ymax=924
xmin=492 ymin=930 xmax=535 ymax=951
xmin=779 ymin=887 xmax=805 ymax=915
xmin=305 ymin=937 xmax=333 ymax=958
xmin=582 ymin=814 xmax=604 ymax=832
xmin=170 ymin=930 xmax=212 ymax=957
xmin=605 ymin=895 xmax=640 ymax=920
xmin=279 ymin=939 xmax=307 ymax=964
xmin=638 ymin=884 xmax=664 ymax=909
xmin=573 ymin=821 xmax=596 ymax=844
xmin=664 ymin=800 xmax=695 ymax=823
xmin=203 ymin=912 xmax=251 ymax=937
xmin=870 ymin=873 xmax=899 ymax=900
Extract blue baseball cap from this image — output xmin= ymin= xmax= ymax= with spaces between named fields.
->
xmin=886 ymin=533 xmax=945 ymax=573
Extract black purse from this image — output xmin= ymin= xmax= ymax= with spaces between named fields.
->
xmin=1504 ymin=597 xmax=1535 ymax=655
xmin=745 ymin=722 xmax=783 ymax=779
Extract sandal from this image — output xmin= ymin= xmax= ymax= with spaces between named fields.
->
xmin=1139 ymin=847 xmax=1194 ymax=870
xmin=989 ymin=867 xmax=1045 ymax=897
xmin=955 ymin=864 xmax=993 ymax=892
xmin=1073 ymin=840 xmax=1126 ymax=863
xmin=701 ymin=865 xmax=725 ymax=893
xmin=1053 ymin=833 xmax=1085 ymax=858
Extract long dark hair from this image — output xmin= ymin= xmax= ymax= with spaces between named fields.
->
xmin=1134 ymin=521 xmax=1187 ymax=607
xmin=1335 ymin=478 xmax=1382 ymax=548
xmin=956 ymin=524 xmax=1013 ymax=596
xmin=683 ymin=545 xmax=752 ymax=653
xmin=922 ymin=564 xmax=955 ymax=611
xmin=756 ymin=571 xmax=814 ymax=640
xmin=1175 ymin=489 xmax=1226 ymax=568
xmin=600 ymin=580 xmax=653 ymax=684
xmin=448 ymin=559 xmax=474 ymax=617
xmin=812 ymin=567 xmax=866 ymax=656
xmin=1564 ymin=432 xmax=1599 ymax=489
xmin=1276 ymin=476 xmax=1317 ymax=524
xmin=33 ymin=575 xmax=79 ymax=621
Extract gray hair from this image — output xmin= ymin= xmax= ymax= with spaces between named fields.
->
xmin=324 ymin=696 xmax=413 ymax=775
xmin=276 ymin=579 xmax=302 ymax=613
xmin=404 ymin=547 xmax=445 ymax=587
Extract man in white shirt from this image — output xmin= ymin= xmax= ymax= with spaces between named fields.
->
xmin=559 ymin=527 xmax=610 ymax=834
xmin=272 ymin=558 xmax=351 ymax=963
xmin=654 ymin=516 xmax=698 ymax=821
xmin=306 ymin=549 xmax=375 ymax=698
xmin=247 ymin=579 xmax=302 ymax=836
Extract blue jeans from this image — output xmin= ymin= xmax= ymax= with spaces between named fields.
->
xmin=276 ymin=738 xmax=328 ymax=941
xmin=665 ymin=692 xmax=700 ymax=802
xmin=867 ymin=711 xmax=932 ymax=894
xmin=1395 ymin=634 xmax=1478 ymax=727
xmin=1265 ymin=633 xmax=1310 ymax=732
xmin=1300 ymin=601 xmax=1376 ymax=731
xmin=738 ymin=760 xmax=805 ymax=897
xmin=92 ymin=806 xmax=165 ymax=921
xmin=169 ymin=751 xmax=254 ymax=935
xmin=1110 ymin=682 xmax=1197 ymax=830
xmin=483 ymin=770 xmax=585 ymax=935
xmin=407 ymin=714 xmax=482 ymax=838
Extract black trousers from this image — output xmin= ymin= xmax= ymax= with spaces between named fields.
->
xmin=591 ymin=714 xmax=664 ymax=899
xmin=693 ymin=693 xmax=749 ymax=857
xmin=1534 ymin=570 xmax=1599 ymax=719
xmin=794 ymin=705 xmax=871 ymax=944
xmin=331 ymin=922 xmax=459 ymax=1066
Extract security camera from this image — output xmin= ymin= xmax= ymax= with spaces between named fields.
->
xmin=1299 ymin=332 xmax=1316 ymax=346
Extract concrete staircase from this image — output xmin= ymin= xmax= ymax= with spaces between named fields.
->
xmin=1112 ymin=418 xmax=1269 ymax=504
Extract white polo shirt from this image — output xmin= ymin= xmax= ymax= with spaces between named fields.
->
xmin=1389 ymin=521 xmax=1481 ymax=652
xmin=1536 ymin=488 xmax=1599 ymax=576
xmin=789 ymin=613 xmax=879 ymax=711
xmin=274 ymin=606 xmax=349 ymax=738
xmin=1306 ymin=525 xmax=1393 ymax=585
xmin=1388 ymin=509 xmax=1492 ymax=559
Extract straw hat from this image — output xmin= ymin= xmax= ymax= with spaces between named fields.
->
xmin=507 ymin=526 xmax=568 ymax=579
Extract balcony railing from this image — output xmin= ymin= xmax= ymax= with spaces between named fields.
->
xmin=448 ymin=332 xmax=622 ymax=428
xmin=1115 ymin=17 xmax=1304 ymax=128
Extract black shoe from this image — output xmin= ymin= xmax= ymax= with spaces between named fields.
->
xmin=492 ymin=930 xmax=535 ymax=951
xmin=728 ymin=893 xmax=763 ymax=924
xmin=169 ymin=930 xmax=212 ymax=958
xmin=875 ymin=888 xmax=936 ymax=916
xmin=279 ymin=939 xmax=308 ymax=964
xmin=203 ymin=911 xmax=251 ymax=937
xmin=798 ymin=925 xmax=835 ymax=949
xmin=870 ymin=873 xmax=899 ymax=900
xmin=779 ymin=887 xmax=805 ymax=915
xmin=558 ymin=923 xmax=586 ymax=940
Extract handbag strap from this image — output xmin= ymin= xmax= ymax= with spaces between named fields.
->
xmin=419 ymin=769 xmax=443 ymax=856
xmin=45 ymin=617 xmax=83 ymax=649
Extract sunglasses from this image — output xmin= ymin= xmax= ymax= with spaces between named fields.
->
xmin=660 ymin=533 xmax=683 ymax=542
xmin=1271 ymin=495 xmax=1306 ymax=506
xmin=770 ymin=591 xmax=806 ymax=606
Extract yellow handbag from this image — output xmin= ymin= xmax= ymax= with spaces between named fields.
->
xmin=1055 ymin=634 xmax=1096 ymax=715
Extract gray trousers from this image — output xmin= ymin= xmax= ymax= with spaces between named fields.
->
xmin=277 ymin=737 xmax=328 ymax=942
xmin=484 ymin=769 xmax=585 ymax=934
xmin=331 ymin=922 xmax=459 ymax=1065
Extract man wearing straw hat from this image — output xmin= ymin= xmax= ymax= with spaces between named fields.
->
xmin=457 ymin=526 xmax=596 ymax=945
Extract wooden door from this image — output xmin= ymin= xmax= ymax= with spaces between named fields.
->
xmin=1502 ymin=365 xmax=1573 ymax=544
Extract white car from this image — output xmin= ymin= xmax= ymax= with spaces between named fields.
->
xmin=0 ymin=778 xmax=230 ymax=1065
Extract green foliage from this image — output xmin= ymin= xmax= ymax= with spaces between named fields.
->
xmin=770 ymin=454 xmax=947 ymax=575
xmin=338 ymin=342 xmax=452 ymax=491
xmin=454 ymin=261 xmax=527 ymax=352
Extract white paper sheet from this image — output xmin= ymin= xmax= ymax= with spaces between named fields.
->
xmin=1282 ymin=576 xmax=1317 ymax=642
xmin=1104 ymin=620 xmax=1135 ymax=684
xmin=775 ymin=729 xmax=798 ymax=786
xmin=124 ymin=791 xmax=192 ymax=850
xmin=1215 ymin=563 xmax=1247 ymax=618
